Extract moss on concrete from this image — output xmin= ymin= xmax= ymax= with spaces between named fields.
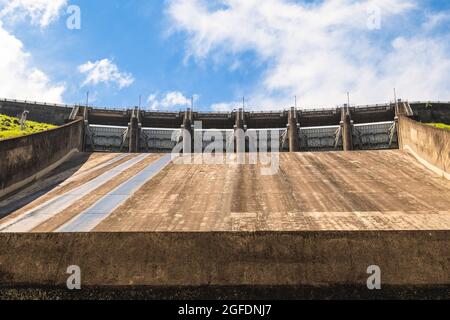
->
xmin=426 ymin=123 xmax=450 ymax=131
xmin=0 ymin=114 xmax=57 ymax=140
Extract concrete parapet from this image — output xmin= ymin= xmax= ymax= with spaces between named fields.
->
xmin=0 ymin=231 xmax=449 ymax=290
xmin=0 ymin=119 xmax=84 ymax=198
xmin=0 ymin=100 xmax=72 ymax=125
xmin=2 ymin=98 xmax=450 ymax=129
xmin=398 ymin=116 xmax=450 ymax=179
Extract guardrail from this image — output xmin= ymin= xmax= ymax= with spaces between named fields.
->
xmin=0 ymin=98 xmax=74 ymax=109
xmin=1 ymin=97 xmax=449 ymax=115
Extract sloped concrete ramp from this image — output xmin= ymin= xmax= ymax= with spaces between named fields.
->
xmin=0 ymin=150 xmax=450 ymax=299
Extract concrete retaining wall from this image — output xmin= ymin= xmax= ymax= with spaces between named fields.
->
xmin=0 ymin=100 xmax=73 ymax=125
xmin=0 ymin=231 xmax=449 ymax=288
xmin=0 ymin=119 xmax=84 ymax=197
xmin=409 ymin=102 xmax=450 ymax=124
xmin=399 ymin=116 xmax=450 ymax=178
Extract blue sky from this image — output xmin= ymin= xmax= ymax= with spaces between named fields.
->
xmin=0 ymin=0 xmax=450 ymax=111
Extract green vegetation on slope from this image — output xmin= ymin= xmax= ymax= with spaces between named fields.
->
xmin=426 ymin=123 xmax=450 ymax=131
xmin=0 ymin=114 xmax=57 ymax=140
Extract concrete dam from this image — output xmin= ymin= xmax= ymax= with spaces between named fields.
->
xmin=0 ymin=98 xmax=449 ymax=299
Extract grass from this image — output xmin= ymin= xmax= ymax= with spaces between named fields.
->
xmin=426 ymin=123 xmax=450 ymax=131
xmin=0 ymin=114 xmax=57 ymax=140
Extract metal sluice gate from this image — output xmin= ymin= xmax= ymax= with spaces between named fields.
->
xmin=84 ymin=121 xmax=398 ymax=153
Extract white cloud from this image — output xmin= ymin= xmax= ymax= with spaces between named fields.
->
xmin=210 ymin=102 xmax=239 ymax=112
xmin=167 ymin=0 xmax=450 ymax=109
xmin=0 ymin=0 xmax=67 ymax=102
xmin=422 ymin=11 xmax=450 ymax=31
xmin=0 ymin=20 xmax=65 ymax=102
xmin=147 ymin=91 xmax=195 ymax=110
xmin=78 ymin=59 xmax=134 ymax=89
xmin=0 ymin=0 xmax=67 ymax=28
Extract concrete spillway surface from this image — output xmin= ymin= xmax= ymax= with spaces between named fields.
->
xmin=0 ymin=154 xmax=151 ymax=232
xmin=57 ymin=154 xmax=172 ymax=232
xmin=1 ymin=150 xmax=450 ymax=233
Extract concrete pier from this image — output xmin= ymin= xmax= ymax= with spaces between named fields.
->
xmin=82 ymin=106 xmax=89 ymax=152
xmin=182 ymin=108 xmax=193 ymax=154
xmin=341 ymin=105 xmax=353 ymax=151
xmin=288 ymin=107 xmax=300 ymax=152
xmin=128 ymin=109 xmax=140 ymax=153
xmin=234 ymin=108 xmax=246 ymax=154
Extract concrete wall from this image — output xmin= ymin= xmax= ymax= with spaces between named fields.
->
xmin=0 ymin=231 xmax=449 ymax=289
xmin=409 ymin=102 xmax=450 ymax=124
xmin=399 ymin=116 xmax=450 ymax=178
xmin=0 ymin=119 xmax=84 ymax=198
xmin=1 ymin=99 xmax=449 ymax=129
xmin=0 ymin=99 xmax=73 ymax=125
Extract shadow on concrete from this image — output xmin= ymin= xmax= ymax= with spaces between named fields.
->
xmin=0 ymin=285 xmax=449 ymax=300
xmin=0 ymin=153 xmax=95 ymax=219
